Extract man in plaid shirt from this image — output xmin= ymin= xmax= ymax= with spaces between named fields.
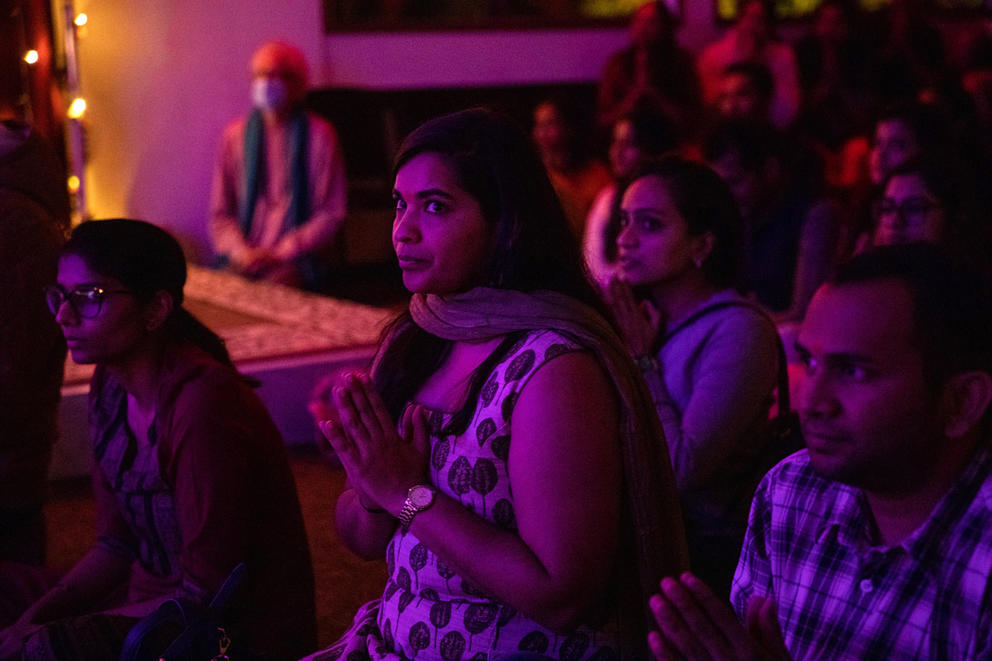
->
xmin=648 ymin=244 xmax=992 ymax=660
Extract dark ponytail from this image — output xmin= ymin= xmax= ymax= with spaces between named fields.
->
xmin=174 ymin=308 xmax=236 ymax=370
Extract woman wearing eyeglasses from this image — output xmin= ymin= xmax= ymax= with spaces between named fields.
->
xmin=869 ymin=159 xmax=991 ymax=269
xmin=0 ymin=219 xmax=316 ymax=660
xmin=871 ymin=161 xmax=957 ymax=248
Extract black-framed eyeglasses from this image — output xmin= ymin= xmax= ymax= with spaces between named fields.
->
xmin=44 ymin=285 xmax=134 ymax=319
xmin=872 ymin=196 xmax=940 ymax=225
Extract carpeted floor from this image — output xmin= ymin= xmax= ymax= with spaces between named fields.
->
xmin=45 ymin=446 xmax=388 ymax=650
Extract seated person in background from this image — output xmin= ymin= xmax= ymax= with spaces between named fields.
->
xmin=209 ymin=40 xmax=347 ymax=291
xmin=867 ymin=101 xmax=951 ymax=189
xmin=304 ymin=109 xmax=687 ymax=660
xmin=697 ymin=0 xmax=800 ymax=130
xmin=584 ymin=104 xmax=678 ymax=286
xmin=792 ymin=0 xmax=874 ymax=174
xmin=532 ymin=96 xmax=611 ymax=237
xmin=0 ymin=219 xmax=315 ymax=660
xmin=596 ymin=0 xmax=703 ymax=138
xmin=704 ymin=119 xmax=839 ymax=324
xmin=868 ymin=0 xmax=946 ymax=108
xmin=648 ymin=244 xmax=992 ymax=660
xmin=868 ymin=160 xmax=967 ymax=249
xmin=840 ymin=100 xmax=954 ymax=258
xmin=0 ymin=117 xmax=68 ymax=573
xmin=713 ymin=61 xmax=774 ymax=124
xmin=709 ymin=61 xmax=840 ymax=202
xmin=863 ymin=160 xmax=990 ymax=276
xmin=605 ymin=156 xmax=781 ymax=598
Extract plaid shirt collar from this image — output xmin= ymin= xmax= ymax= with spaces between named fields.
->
xmin=818 ymin=444 xmax=992 ymax=568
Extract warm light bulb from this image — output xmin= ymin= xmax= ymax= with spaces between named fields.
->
xmin=23 ymin=50 xmax=39 ymax=64
xmin=67 ymin=175 xmax=81 ymax=193
xmin=74 ymin=13 xmax=88 ymax=26
xmin=67 ymin=98 xmax=87 ymax=119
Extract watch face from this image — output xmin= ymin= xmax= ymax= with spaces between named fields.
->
xmin=409 ymin=485 xmax=435 ymax=508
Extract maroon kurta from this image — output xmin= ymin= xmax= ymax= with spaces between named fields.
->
xmin=90 ymin=343 xmax=316 ymax=658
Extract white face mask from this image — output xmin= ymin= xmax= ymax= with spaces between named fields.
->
xmin=251 ymin=77 xmax=288 ymax=111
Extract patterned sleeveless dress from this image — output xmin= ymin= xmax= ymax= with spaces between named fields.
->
xmin=308 ymin=329 xmax=620 ymax=661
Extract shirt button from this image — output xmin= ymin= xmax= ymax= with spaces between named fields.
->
xmin=860 ymin=578 xmax=874 ymax=593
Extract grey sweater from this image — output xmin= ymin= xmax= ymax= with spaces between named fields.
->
xmin=640 ymin=290 xmax=780 ymax=538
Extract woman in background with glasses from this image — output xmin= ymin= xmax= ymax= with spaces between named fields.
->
xmin=0 ymin=218 xmax=316 ymax=660
xmin=868 ymin=160 xmax=989 ymax=270
xmin=870 ymin=160 xmax=965 ymax=248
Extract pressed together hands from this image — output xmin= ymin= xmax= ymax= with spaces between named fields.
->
xmin=318 ymin=372 xmax=430 ymax=517
xmin=605 ymin=275 xmax=664 ymax=358
xmin=648 ymin=572 xmax=789 ymax=661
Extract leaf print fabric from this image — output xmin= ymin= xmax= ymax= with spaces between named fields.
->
xmin=500 ymin=392 xmax=518 ymax=422
xmin=439 ymin=632 xmax=465 ymax=661
xmin=436 ymin=560 xmax=455 ymax=590
xmin=517 ymin=631 xmax=549 ymax=654
xmin=447 ymin=457 xmax=472 ymax=501
xmin=464 ymin=604 xmax=498 ymax=635
xmin=430 ymin=601 xmax=452 ymax=633
xmin=471 ymin=459 xmax=498 ymax=515
xmin=410 ymin=544 xmax=429 ymax=588
xmin=305 ymin=330 xmax=619 ymax=661
xmin=504 ymin=349 xmax=535 ymax=382
xmin=475 ymin=418 xmax=496 ymax=445
xmin=409 ymin=623 xmax=431 ymax=657
xmin=480 ymin=376 xmax=498 ymax=407
xmin=489 ymin=435 xmax=509 ymax=463
xmin=431 ymin=440 xmax=450 ymax=475
xmin=559 ymin=632 xmax=590 ymax=660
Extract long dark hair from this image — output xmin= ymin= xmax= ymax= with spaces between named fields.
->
xmin=376 ymin=108 xmax=604 ymax=431
xmin=61 ymin=219 xmax=236 ymax=371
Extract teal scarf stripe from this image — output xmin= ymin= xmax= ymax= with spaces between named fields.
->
xmin=240 ymin=109 xmax=310 ymax=238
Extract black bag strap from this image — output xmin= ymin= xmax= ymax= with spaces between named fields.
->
xmin=658 ymin=300 xmax=792 ymax=421
xmin=119 ymin=598 xmax=200 ymax=661
xmin=159 ymin=562 xmax=247 ymax=661
xmin=207 ymin=561 xmax=246 ymax=614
